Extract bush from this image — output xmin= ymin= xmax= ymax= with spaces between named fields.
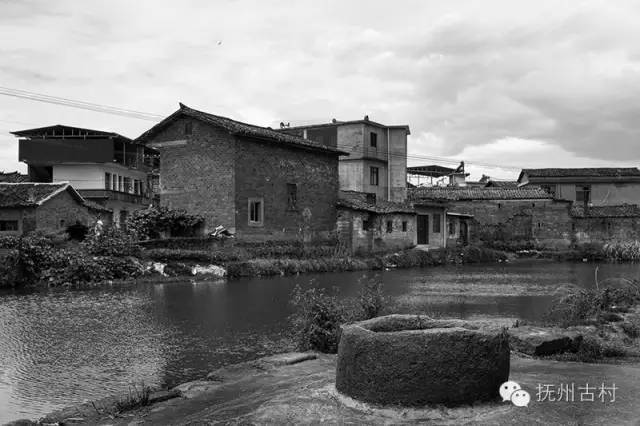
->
xmin=289 ymin=285 xmax=345 ymax=353
xmin=288 ymin=281 xmax=387 ymax=353
xmin=545 ymin=284 xmax=640 ymax=327
xmin=0 ymin=234 xmax=66 ymax=287
xmin=83 ymin=226 xmax=140 ymax=257
xmin=357 ymin=280 xmax=386 ymax=320
xmin=603 ymin=240 xmax=640 ymax=261
xmin=621 ymin=321 xmax=640 ymax=338
xmin=126 ymin=206 xmax=204 ymax=240
xmin=42 ymin=255 xmax=145 ymax=286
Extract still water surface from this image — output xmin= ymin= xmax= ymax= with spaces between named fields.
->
xmin=1 ymin=260 xmax=639 ymax=422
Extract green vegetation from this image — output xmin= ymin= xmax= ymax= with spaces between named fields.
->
xmin=544 ymin=284 xmax=640 ymax=328
xmin=126 ymin=206 xmax=204 ymax=240
xmin=288 ymin=279 xmax=388 ymax=353
xmin=603 ymin=240 xmax=640 ymax=261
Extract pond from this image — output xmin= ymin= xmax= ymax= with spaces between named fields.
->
xmin=1 ymin=260 xmax=639 ymax=422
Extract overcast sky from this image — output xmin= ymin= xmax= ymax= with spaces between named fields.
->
xmin=2 ymin=0 xmax=640 ymax=180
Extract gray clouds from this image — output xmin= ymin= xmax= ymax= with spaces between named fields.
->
xmin=1 ymin=0 xmax=640 ymax=177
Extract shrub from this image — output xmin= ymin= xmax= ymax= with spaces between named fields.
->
xmin=289 ymin=285 xmax=345 ymax=353
xmin=621 ymin=321 xmax=640 ymax=338
xmin=115 ymin=383 xmax=152 ymax=413
xmin=42 ymin=255 xmax=145 ymax=286
xmin=603 ymin=240 xmax=640 ymax=262
xmin=357 ymin=280 xmax=386 ymax=320
xmin=83 ymin=226 xmax=140 ymax=257
xmin=126 ymin=206 xmax=204 ymax=240
xmin=143 ymin=248 xmax=242 ymax=263
xmin=0 ymin=234 xmax=65 ymax=286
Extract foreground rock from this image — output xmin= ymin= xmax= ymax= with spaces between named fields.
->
xmin=31 ymin=352 xmax=640 ymax=425
xmin=336 ymin=315 xmax=510 ymax=406
xmin=508 ymin=326 xmax=583 ymax=356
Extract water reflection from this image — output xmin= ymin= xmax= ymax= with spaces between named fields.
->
xmin=1 ymin=260 xmax=639 ymax=422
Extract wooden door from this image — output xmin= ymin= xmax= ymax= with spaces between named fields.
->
xmin=417 ymin=215 xmax=429 ymax=245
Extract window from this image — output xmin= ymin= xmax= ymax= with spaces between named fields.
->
xmin=362 ymin=219 xmax=371 ymax=231
xmin=448 ymin=219 xmax=456 ymax=236
xmin=370 ymin=167 xmax=379 ymax=186
xmin=402 ymin=221 xmax=408 ymax=232
xmin=433 ymin=213 xmax=441 ymax=233
xmin=105 ymin=172 xmax=111 ymax=190
xmin=248 ymin=198 xmax=263 ymax=226
xmin=286 ymin=183 xmax=297 ymax=210
xmin=576 ymin=185 xmax=591 ymax=203
xmin=0 ymin=220 xmax=18 ymax=231
xmin=386 ymin=220 xmax=393 ymax=233
xmin=59 ymin=219 xmax=65 ymax=229
xmin=185 ymin=121 xmax=193 ymax=136
xmin=123 ymin=177 xmax=132 ymax=193
xmin=370 ymin=132 xmax=377 ymax=148
xmin=112 ymin=174 xmax=118 ymax=191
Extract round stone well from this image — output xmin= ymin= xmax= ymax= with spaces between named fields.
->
xmin=335 ymin=315 xmax=510 ymax=406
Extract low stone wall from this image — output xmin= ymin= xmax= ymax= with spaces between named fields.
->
xmin=336 ymin=315 xmax=510 ymax=406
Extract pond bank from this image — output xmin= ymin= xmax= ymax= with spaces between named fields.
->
xmin=25 ymin=351 xmax=640 ymax=425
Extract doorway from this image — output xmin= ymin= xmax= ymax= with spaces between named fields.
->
xmin=417 ymin=215 xmax=429 ymax=245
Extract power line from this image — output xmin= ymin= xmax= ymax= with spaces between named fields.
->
xmin=0 ymin=87 xmax=163 ymax=121
xmin=0 ymin=86 xmax=523 ymax=170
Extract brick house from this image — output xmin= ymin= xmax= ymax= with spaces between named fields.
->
xmin=136 ymin=103 xmax=346 ymax=240
xmin=337 ymin=191 xmax=416 ymax=253
xmin=408 ymin=186 xmax=573 ymax=249
xmin=518 ymin=168 xmax=640 ymax=206
xmin=0 ymin=183 xmax=111 ymax=235
xmin=571 ymin=204 xmax=640 ymax=244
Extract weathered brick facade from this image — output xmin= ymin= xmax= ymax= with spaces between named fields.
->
xmin=142 ymin=108 xmax=341 ymax=240
xmin=446 ymin=199 xmax=574 ymax=248
xmin=0 ymin=189 xmax=106 ymax=236
xmin=337 ymin=208 xmax=416 ymax=254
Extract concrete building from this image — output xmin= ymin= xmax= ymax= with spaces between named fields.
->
xmin=0 ymin=182 xmax=110 ymax=235
xmin=12 ymin=125 xmax=159 ymax=226
xmin=136 ymin=103 xmax=346 ymax=240
xmin=279 ymin=117 xmax=410 ymax=202
xmin=517 ymin=168 xmax=640 ymax=206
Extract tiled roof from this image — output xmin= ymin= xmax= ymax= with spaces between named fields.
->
xmin=522 ymin=168 xmax=640 ymax=178
xmin=83 ymin=199 xmax=112 ymax=213
xmin=484 ymin=180 xmax=519 ymax=188
xmin=571 ymin=204 xmax=640 ymax=218
xmin=337 ymin=191 xmax=415 ymax=214
xmin=11 ymin=124 xmax=131 ymax=141
xmin=0 ymin=183 xmax=72 ymax=208
xmin=137 ymin=104 xmax=348 ymax=155
xmin=0 ymin=172 xmax=29 ymax=183
xmin=408 ymin=186 xmax=553 ymax=201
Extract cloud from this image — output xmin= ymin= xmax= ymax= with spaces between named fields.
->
xmin=1 ymin=0 xmax=640 ymax=176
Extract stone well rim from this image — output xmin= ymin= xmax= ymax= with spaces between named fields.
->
xmin=345 ymin=314 xmax=507 ymax=335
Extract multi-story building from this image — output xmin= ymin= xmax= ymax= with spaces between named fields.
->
xmin=12 ymin=124 xmax=159 ymax=225
xmin=517 ymin=168 xmax=640 ymax=206
xmin=279 ymin=116 xmax=410 ymax=203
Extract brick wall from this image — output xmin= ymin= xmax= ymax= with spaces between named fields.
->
xmin=337 ymin=207 xmax=416 ymax=254
xmin=574 ymin=217 xmax=640 ymax=243
xmin=36 ymin=190 xmax=100 ymax=232
xmin=446 ymin=199 xmax=573 ymax=248
xmin=147 ymin=117 xmax=340 ymax=240
xmin=234 ymin=137 xmax=339 ymax=241
xmin=148 ymin=117 xmax=237 ymax=234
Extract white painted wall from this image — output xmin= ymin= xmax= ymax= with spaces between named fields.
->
xmin=52 ymin=164 xmax=147 ymax=191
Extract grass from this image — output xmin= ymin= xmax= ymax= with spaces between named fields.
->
xmin=603 ymin=240 xmax=640 ymax=261
xmin=114 ymin=383 xmax=152 ymax=413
